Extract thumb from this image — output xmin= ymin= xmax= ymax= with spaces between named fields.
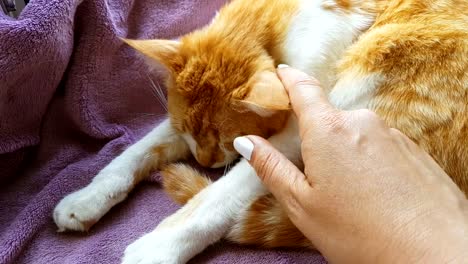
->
xmin=233 ymin=136 xmax=308 ymax=204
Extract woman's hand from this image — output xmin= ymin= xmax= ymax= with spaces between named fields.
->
xmin=234 ymin=66 xmax=468 ymax=264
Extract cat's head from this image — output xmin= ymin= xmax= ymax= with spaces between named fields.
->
xmin=124 ymin=36 xmax=290 ymax=168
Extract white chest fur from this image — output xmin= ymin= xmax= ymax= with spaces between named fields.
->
xmin=282 ymin=0 xmax=376 ymax=108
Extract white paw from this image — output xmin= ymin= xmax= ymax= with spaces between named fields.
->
xmin=53 ymin=184 xmax=123 ymax=232
xmin=122 ymin=230 xmax=188 ymax=264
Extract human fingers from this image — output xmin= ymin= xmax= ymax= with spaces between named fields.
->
xmin=277 ymin=65 xmax=337 ymax=127
xmin=233 ymin=136 xmax=310 ymax=210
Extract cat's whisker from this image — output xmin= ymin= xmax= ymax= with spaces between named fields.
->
xmin=146 ymin=75 xmax=168 ymax=112
xmin=144 ymin=75 xmax=167 ymax=111
xmin=147 ymin=84 xmax=162 ymax=105
xmin=223 ymin=161 xmax=233 ymax=177
xmin=155 ymin=82 xmax=168 ymax=108
xmin=223 ymin=163 xmax=228 ymax=176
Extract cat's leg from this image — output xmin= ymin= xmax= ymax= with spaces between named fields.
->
xmin=161 ymin=163 xmax=313 ymax=248
xmin=122 ymin=116 xmax=301 ymax=264
xmin=227 ymin=193 xmax=313 ymax=248
xmin=122 ymin=159 xmax=265 ymax=264
xmin=54 ymin=118 xmax=189 ymax=232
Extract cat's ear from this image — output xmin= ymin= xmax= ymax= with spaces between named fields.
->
xmin=234 ymin=71 xmax=290 ymax=117
xmin=122 ymin=38 xmax=184 ymax=72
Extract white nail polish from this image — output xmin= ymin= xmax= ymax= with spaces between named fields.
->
xmin=233 ymin=137 xmax=254 ymax=161
xmin=277 ymin=64 xmax=290 ymax=69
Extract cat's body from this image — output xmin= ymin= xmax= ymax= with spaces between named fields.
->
xmin=53 ymin=0 xmax=467 ymax=263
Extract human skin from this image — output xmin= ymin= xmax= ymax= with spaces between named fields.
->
xmin=233 ymin=66 xmax=468 ymax=264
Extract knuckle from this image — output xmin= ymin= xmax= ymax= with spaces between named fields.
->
xmin=355 ymin=109 xmax=383 ymax=124
xmin=356 ymin=109 xmax=378 ymax=119
xmin=390 ymin=128 xmax=413 ymax=144
xmin=283 ymin=193 xmax=304 ymax=219
xmin=351 ymin=109 xmax=388 ymax=131
xmin=321 ymin=112 xmax=347 ymax=133
xmin=390 ymin=127 xmax=404 ymax=136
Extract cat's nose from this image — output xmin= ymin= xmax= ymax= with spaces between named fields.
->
xmin=197 ymin=157 xmax=214 ymax=168
xmin=196 ymin=150 xmax=225 ymax=168
xmin=197 ymin=157 xmax=226 ymax=168
xmin=195 ymin=152 xmax=216 ymax=168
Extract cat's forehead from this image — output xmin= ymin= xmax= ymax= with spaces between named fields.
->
xmin=174 ymin=59 xmax=253 ymax=102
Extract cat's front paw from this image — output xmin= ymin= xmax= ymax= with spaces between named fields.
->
xmin=53 ymin=183 xmax=121 ymax=232
xmin=122 ymin=231 xmax=185 ymax=264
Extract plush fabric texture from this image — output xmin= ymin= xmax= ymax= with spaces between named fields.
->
xmin=0 ymin=0 xmax=326 ymax=263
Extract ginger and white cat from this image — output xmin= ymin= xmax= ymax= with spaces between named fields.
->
xmin=53 ymin=0 xmax=468 ymax=263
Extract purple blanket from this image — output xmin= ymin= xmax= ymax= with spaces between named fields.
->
xmin=0 ymin=0 xmax=326 ymax=263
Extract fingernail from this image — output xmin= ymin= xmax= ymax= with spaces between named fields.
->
xmin=277 ymin=64 xmax=289 ymax=69
xmin=233 ymin=137 xmax=254 ymax=161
